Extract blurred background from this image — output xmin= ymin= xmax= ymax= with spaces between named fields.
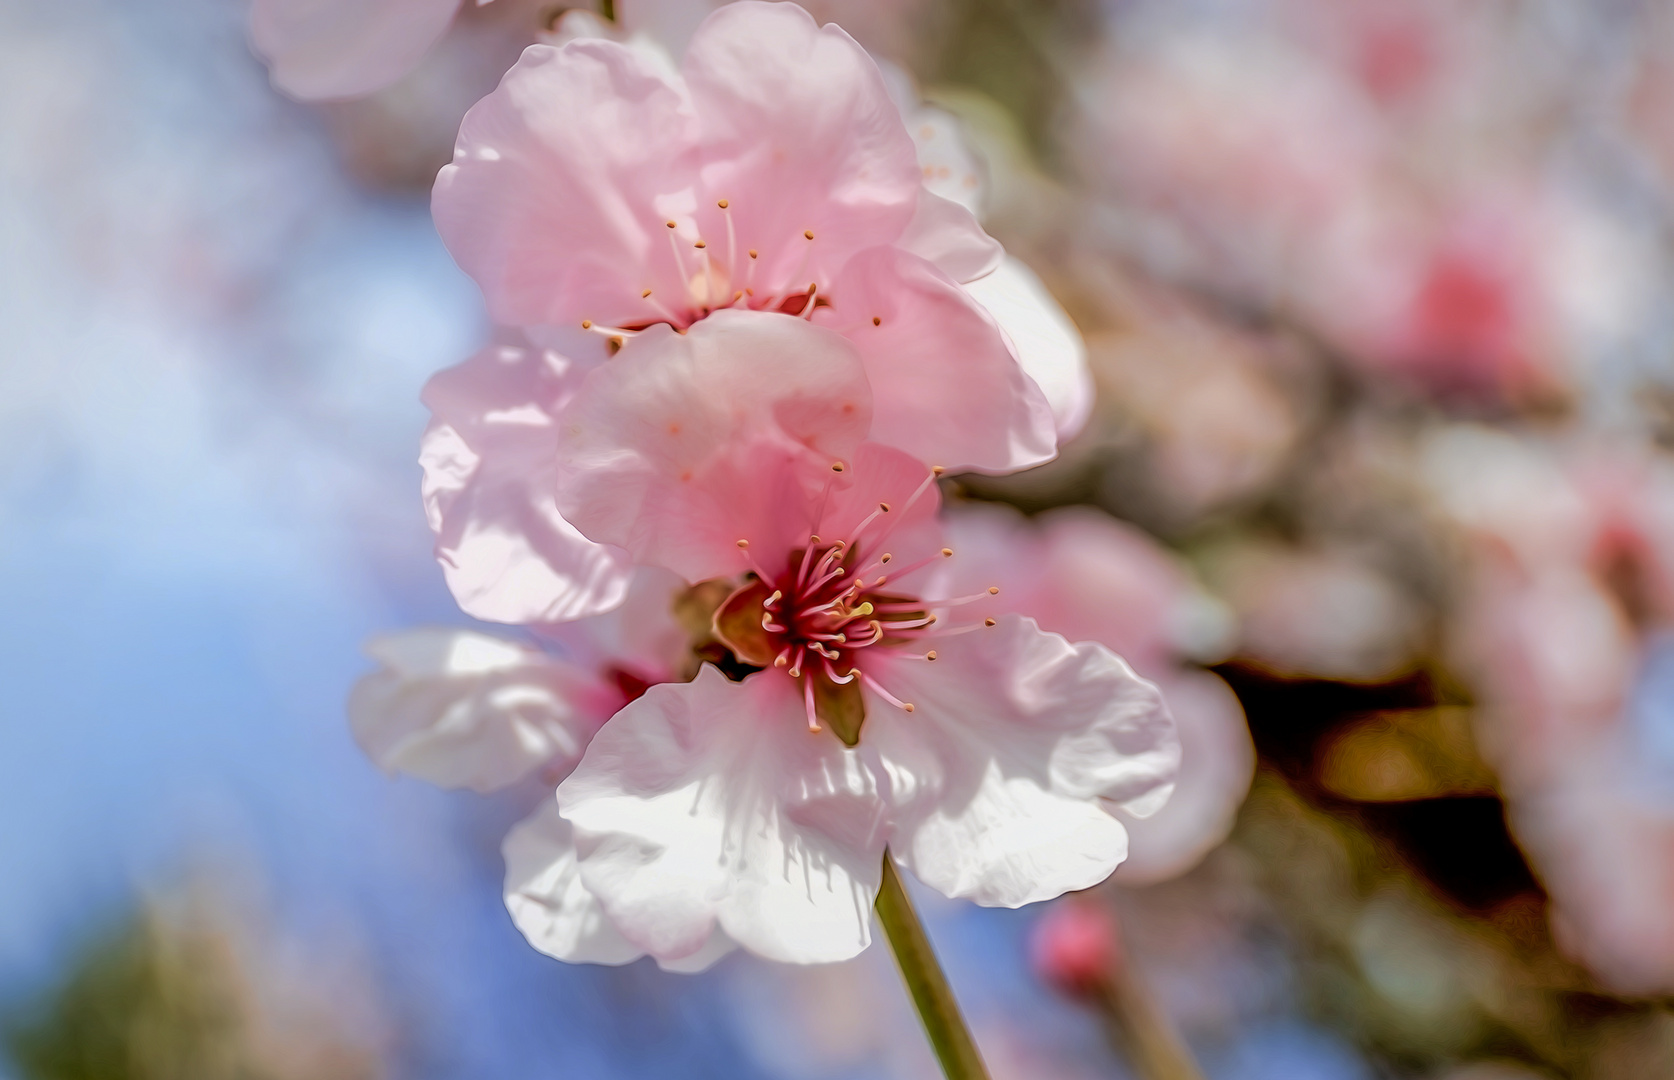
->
xmin=3 ymin=0 xmax=1672 ymax=1077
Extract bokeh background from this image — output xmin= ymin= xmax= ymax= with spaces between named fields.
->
xmin=3 ymin=0 xmax=1673 ymax=1077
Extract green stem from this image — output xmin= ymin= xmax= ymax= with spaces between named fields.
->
xmin=874 ymin=853 xmax=992 ymax=1080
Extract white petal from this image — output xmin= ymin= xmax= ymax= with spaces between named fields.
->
xmin=864 ymin=615 xmax=1179 ymax=907
xmin=349 ymin=629 xmax=606 ymax=793
xmin=961 ymin=257 xmax=1093 ymax=440
xmin=560 ymin=667 xmax=887 ymax=964
xmin=503 ymin=798 xmax=647 ymax=966
xmin=250 ymin=0 xmax=460 ymax=101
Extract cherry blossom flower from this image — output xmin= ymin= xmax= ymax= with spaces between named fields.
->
xmin=432 ymin=1 xmax=1062 ymax=473
xmin=517 ymin=312 xmax=1178 ymax=966
xmin=935 ymin=502 xmax=1251 ymax=885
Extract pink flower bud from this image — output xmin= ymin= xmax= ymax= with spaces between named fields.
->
xmin=1029 ymin=899 xmax=1121 ymax=997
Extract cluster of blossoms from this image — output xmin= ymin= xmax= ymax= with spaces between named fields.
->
xmin=345 ymin=1 xmax=1180 ymax=970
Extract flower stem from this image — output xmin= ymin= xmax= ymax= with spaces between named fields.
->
xmin=875 ymin=853 xmax=992 ymax=1080
xmin=1096 ymin=943 xmax=1205 ymax=1080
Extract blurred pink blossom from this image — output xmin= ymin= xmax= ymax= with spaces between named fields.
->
xmin=1425 ymin=426 xmax=1674 ymax=993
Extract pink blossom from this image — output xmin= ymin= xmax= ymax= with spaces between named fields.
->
xmin=432 ymin=1 xmax=1059 ymax=473
xmin=251 ymin=0 xmax=488 ymax=101
xmin=523 ymin=314 xmax=1177 ymax=965
xmin=936 ymin=502 xmax=1252 ymax=885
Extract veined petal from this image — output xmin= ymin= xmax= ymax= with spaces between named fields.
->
xmin=350 ymin=629 xmax=612 ymax=793
xmin=554 ymin=312 xmax=872 ymax=583
xmin=864 ymin=615 xmax=1179 ymax=907
xmin=961 ymin=257 xmax=1094 ymax=441
xmin=433 ymin=39 xmax=700 ymax=328
xmin=421 ymin=339 xmax=632 ymax=623
xmin=680 ymin=2 xmax=921 ymax=295
xmin=251 ymin=0 xmax=461 ymax=101
xmin=503 ymin=798 xmax=653 ymax=967
xmin=819 ymin=247 xmax=1057 ymax=474
xmin=559 ymin=667 xmax=887 ymax=964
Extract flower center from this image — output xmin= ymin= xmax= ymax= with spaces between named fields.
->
xmin=709 ymin=465 xmax=999 ymax=745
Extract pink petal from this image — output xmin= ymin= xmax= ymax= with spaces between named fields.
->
xmin=680 ymin=2 xmax=922 ymax=300
xmin=818 ymin=247 xmax=1058 ymax=473
xmin=554 ymin=312 xmax=872 ymax=583
xmin=863 ymin=615 xmax=1179 ymax=906
xmin=421 ymin=339 xmax=633 ymax=624
xmin=896 ymin=188 xmax=1003 ymax=283
xmin=250 ymin=0 xmax=461 ymax=101
xmin=559 ymin=667 xmax=887 ymax=964
xmin=433 ymin=40 xmax=700 ymax=328
xmin=349 ymin=629 xmax=613 ymax=793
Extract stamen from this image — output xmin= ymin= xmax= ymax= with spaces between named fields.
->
xmin=763 ymin=589 xmax=782 ymax=610
xmin=787 ymin=645 xmax=806 ymax=679
xmin=822 ymin=658 xmax=856 ymax=684
xmin=801 ymin=283 xmax=819 ymax=320
xmin=719 ymin=199 xmax=739 ymax=287
xmin=804 ymin=229 xmax=815 ymax=240
xmin=872 ymin=316 xmax=881 ymax=326
xmin=859 ymin=671 xmax=914 ymax=713
xmin=803 ymin=676 xmax=821 ymax=732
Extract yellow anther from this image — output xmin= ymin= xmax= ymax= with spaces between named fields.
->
xmin=641 ymin=288 xmax=652 ymax=297
xmin=694 ymin=239 xmax=707 ymax=249
xmin=879 ymin=502 xmax=891 ymax=512
xmin=581 ymin=319 xmax=592 ymax=329
xmin=940 ymin=548 xmax=953 ymax=558
xmin=717 ymin=199 xmax=729 ymax=209
xmin=984 ymin=618 xmax=996 ymax=627
xmin=987 ymin=586 xmax=999 ymax=595
xmin=804 ymin=230 xmax=815 ymax=240
xmin=736 ymin=539 xmax=750 ymax=549
xmin=872 ymin=316 xmax=881 ymax=326
xmin=880 ymin=553 xmax=892 ymax=564
xmin=748 ymin=248 xmax=759 ymax=259
xmin=932 ymin=466 xmax=946 ymax=476
xmin=903 ymin=703 xmax=915 ymax=713
xmin=831 ymin=462 xmax=845 ymax=473
xmin=665 ymin=220 xmax=677 ymax=229
xmin=926 ymin=651 xmax=938 ymax=661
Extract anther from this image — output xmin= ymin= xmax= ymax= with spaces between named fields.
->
xmin=694 ymin=240 xmax=707 ymax=249
xmin=879 ymin=502 xmax=891 ymax=513
xmin=641 ymin=289 xmax=652 ymax=298
xmin=941 ymin=548 xmax=953 ymax=558
xmin=904 ymin=703 xmax=916 ymax=713
xmin=932 ymin=466 xmax=946 ymax=476
xmin=988 ymin=586 xmax=1000 ymax=595
xmin=749 ymin=249 xmax=759 ymax=259
xmin=831 ymin=462 xmax=845 ymax=473
xmin=926 ymin=651 xmax=938 ymax=661
xmin=872 ymin=316 xmax=881 ymax=326
xmin=804 ymin=230 xmax=815 ymax=240
xmin=736 ymin=539 xmax=750 ymax=549
xmin=717 ymin=199 xmax=729 ymax=209
xmin=880 ymin=553 xmax=892 ymax=564
xmin=581 ymin=320 xmax=592 ymax=329
xmin=665 ymin=220 xmax=677 ymax=229
xmin=984 ymin=618 xmax=996 ymax=626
